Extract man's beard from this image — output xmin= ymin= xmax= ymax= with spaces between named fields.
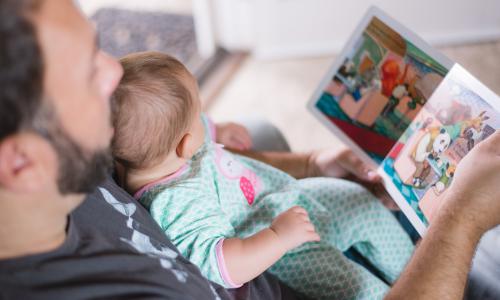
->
xmin=34 ymin=105 xmax=112 ymax=195
xmin=50 ymin=126 xmax=112 ymax=194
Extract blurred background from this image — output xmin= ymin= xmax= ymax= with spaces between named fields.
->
xmin=78 ymin=0 xmax=500 ymax=152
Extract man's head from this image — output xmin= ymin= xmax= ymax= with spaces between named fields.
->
xmin=0 ymin=0 xmax=123 ymax=212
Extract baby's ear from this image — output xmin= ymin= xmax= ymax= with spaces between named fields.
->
xmin=176 ymin=133 xmax=194 ymax=159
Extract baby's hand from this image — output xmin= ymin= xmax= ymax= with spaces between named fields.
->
xmin=270 ymin=206 xmax=320 ymax=251
xmin=215 ymin=122 xmax=253 ymax=151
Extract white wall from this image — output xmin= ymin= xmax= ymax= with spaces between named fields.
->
xmin=78 ymin=0 xmax=193 ymax=16
xmin=211 ymin=0 xmax=500 ymax=59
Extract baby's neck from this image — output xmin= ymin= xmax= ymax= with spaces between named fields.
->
xmin=125 ymin=158 xmax=187 ymax=196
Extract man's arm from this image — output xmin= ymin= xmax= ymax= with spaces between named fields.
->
xmin=230 ymin=147 xmax=398 ymax=206
xmin=229 ymin=149 xmax=311 ymax=179
xmin=387 ymin=131 xmax=500 ymax=299
xmin=230 ymin=147 xmax=379 ymax=181
xmin=386 ymin=195 xmax=482 ymax=300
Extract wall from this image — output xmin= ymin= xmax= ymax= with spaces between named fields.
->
xmin=211 ymin=0 xmax=500 ymax=59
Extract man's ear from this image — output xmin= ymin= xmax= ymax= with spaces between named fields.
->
xmin=0 ymin=133 xmax=57 ymax=193
xmin=176 ymin=133 xmax=194 ymax=159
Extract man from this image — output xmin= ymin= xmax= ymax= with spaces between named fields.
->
xmin=0 ymin=1 xmax=377 ymax=298
xmin=0 ymin=0 xmax=499 ymax=299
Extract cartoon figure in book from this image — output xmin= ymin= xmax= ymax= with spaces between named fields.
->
xmin=409 ymin=111 xmax=489 ymax=188
xmin=380 ymin=60 xmax=414 ymax=117
xmin=337 ymin=60 xmax=361 ymax=98
xmin=430 ymin=162 xmax=456 ymax=195
xmin=380 ymin=59 xmax=408 ymax=98
xmin=409 ymin=125 xmax=453 ymax=188
xmin=460 ymin=111 xmax=490 ymax=150
xmin=382 ymin=83 xmax=409 ymax=117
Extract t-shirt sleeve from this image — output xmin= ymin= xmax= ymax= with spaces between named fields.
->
xmin=148 ymin=186 xmax=240 ymax=288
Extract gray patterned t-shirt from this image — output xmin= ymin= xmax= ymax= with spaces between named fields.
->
xmin=0 ymin=177 xmax=298 ymax=300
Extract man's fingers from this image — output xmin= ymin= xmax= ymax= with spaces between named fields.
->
xmin=343 ymin=153 xmax=380 ymax=182
xmin=481 ymin=130 xmax=500 ymax=155
xmin=366 ymin=170 xmax=381 ymax=182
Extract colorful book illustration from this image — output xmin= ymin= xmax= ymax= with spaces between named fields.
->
xmin=308 ymin=7 xmax=500 ymax=236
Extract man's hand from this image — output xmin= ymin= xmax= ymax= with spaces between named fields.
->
xmin=270 ymin=206 xmax=320 ymax=251
xmin=308 ymin=148 xmax=401 ymax=209
xmin=308 ymin=147 xmax=380 ymax=182
xmin=386 ymin=131 xmax=500 ymax=300
xmin=442 ymin=130 xmax=500 ymax=233
xmin=215 ymin=122 xmax=253 ymax=151
xmin=352 ymin=177 xmax=399 ymax=210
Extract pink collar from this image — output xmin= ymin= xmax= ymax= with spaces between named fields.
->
xmin=133 ymin=164 xmax=188 ymax=200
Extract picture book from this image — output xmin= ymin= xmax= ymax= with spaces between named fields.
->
xmin=307 ymin=7 xmax=500 ymax=235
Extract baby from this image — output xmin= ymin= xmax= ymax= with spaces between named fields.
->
xmin=111 ymin=51 xmax=414 ymax=300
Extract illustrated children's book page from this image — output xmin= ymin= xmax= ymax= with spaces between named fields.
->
xmin=308 ymin=6 xmax=452 ymax=166
xmin=380 ymin=64 xmax=500 ymax=235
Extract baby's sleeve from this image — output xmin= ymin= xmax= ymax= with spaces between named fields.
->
xmin=148 ymin=187 xmax=241 ymax=288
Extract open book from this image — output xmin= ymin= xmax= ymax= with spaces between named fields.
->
xmin=307 ymin=6 xmax=500 ymax=236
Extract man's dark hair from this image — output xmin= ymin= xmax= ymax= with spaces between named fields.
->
xmin=0 ymin=0 xmax=113 ymax=194
xmin=0 ymin=0 xmax=43 ymax=141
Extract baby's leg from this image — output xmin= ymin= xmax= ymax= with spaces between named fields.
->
xmin=270 ymin=244 xmax=389 ymax=300
xmin=297 ymin=177 xmax=414 ymax=283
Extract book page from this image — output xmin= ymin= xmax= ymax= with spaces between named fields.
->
xmin=308 ymin=6 xmax=452 ymax=167
xmin=379 ymin=64 xmax=500 ymax=235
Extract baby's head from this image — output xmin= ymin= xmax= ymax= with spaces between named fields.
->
xmin=111 ymin=51 xmax=205 ymax=173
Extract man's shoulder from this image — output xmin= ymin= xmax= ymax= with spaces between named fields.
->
xmin=0 ymin=177 xmax=227 ymax=300
xmin=73 ymin=176 xmax=184 ymax=254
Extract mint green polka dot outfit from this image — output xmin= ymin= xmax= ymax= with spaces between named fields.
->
xmin=138 ymin=115 xmax=414 ymax=300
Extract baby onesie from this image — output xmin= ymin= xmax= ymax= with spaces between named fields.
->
xmin=137 ymin=115 xmax=414 ymax=300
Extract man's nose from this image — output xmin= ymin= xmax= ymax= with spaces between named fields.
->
xmin=100 ymin=52 xmax=123 ymax=99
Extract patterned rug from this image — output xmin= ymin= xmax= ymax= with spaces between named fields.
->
xmin=91 ymin=8 xmax=204 ymax=75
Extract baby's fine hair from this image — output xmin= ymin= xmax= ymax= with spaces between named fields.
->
xmin=111 ymin=51 xmax=196 ymax=170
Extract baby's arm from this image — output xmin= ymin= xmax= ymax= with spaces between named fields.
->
xmin=222 ymin=206 xmax=320 ymax=286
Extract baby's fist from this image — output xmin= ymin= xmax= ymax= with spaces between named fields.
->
xmin=215 ymin=122 xmax=253 ymax=151
xmin=270 ymin=206 xmax=320 ymax=251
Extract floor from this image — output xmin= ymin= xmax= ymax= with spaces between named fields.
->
xmin=207 ymin=41 xmax=500 ymax=152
